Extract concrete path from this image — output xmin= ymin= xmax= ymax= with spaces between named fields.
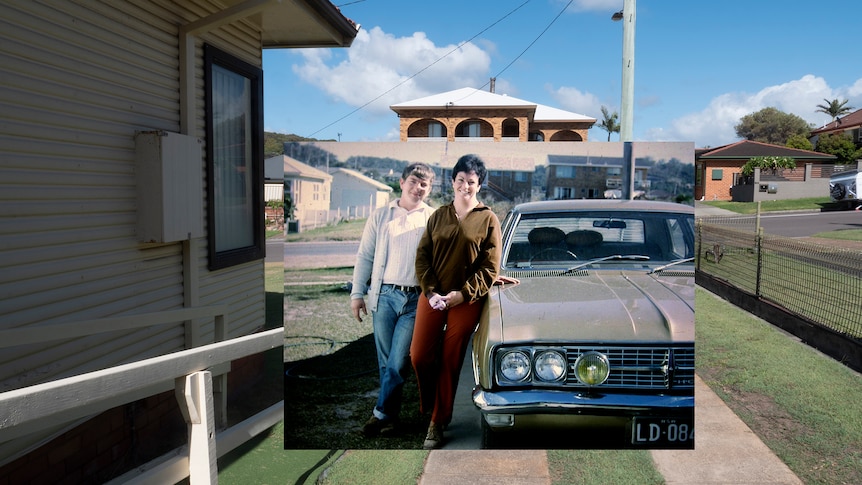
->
xmin=418 ymin=375 xmax=802 ymax=485
xmin=651 ymin=376 xmax=802 ymax=485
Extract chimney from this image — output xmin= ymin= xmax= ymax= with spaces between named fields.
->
xmin=490 ymin=77 xmax=496 ymax=93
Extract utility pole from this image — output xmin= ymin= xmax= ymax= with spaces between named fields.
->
xmin=613 ymin=0 xmax=636 ymax=198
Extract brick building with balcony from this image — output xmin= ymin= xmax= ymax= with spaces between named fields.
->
xmin=390 ymin=86 xmax=596 ymax=143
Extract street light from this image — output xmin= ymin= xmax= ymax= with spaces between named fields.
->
xmin=613 ymin=0 xmax=636 ymax=199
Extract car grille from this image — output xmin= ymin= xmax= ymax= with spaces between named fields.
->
xmin=565 ymin=346 xmax=694 ymax=390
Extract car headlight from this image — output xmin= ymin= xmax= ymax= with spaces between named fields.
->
xmin=574 ymin=351 xmax=610 ymax=386
xmin=534 ymin=350 xmax=566 ymax=382
xmin=499 ymin=350 xmax=530 ymax=382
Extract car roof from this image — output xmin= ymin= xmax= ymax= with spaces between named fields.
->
xmin=510 ymin=199 xmax=694 ymax=216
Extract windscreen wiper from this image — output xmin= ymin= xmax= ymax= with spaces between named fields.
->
xmin=648 ymin=257 xmax=695 ymax=274
xmin=562 ymin=254 xmax=649 ymax=275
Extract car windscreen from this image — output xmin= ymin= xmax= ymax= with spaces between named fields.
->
xmin=503 ymin=210 xmax=694 ymax=268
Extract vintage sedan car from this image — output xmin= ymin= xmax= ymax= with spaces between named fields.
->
xmin=472 ymin=199 xmax=695 ymax=448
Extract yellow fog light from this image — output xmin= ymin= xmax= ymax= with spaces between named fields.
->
xmin=574 ymin=351 xmax=610 ymax=386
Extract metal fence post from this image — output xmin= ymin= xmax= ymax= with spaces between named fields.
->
xmin=755 ymin=227 xmax=763 ymax=298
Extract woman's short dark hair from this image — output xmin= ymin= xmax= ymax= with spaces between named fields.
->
xmin=452 ymin=154 xmax=487 ymax=184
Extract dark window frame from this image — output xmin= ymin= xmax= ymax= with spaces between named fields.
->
xmin=204 ymin=44 xmax=265 ymax=270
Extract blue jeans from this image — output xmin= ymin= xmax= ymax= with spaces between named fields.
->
xmin=371 ymin=285 xmax=419 ymax=422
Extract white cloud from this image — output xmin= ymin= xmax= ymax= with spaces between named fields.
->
xmin=292 ymin=26 xmax=491 ymax=118
xmin=547 ymin=84 xmax=605 ymax=118
xmin=648 ymin=75 xmax=853 ymax=147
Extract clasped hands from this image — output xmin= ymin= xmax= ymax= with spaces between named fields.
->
xmin=428 ymin=291 xmax=465 ymax=311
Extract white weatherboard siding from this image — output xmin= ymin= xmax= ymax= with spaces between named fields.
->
xmin=0 ymin=0 xmax=265 ymax=464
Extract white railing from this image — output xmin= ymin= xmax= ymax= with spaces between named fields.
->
xmin=0 ymin=307 xmax=283 ymax=484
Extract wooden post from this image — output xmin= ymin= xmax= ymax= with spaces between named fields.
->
xmin=177 ymin=371 xmax=217 ymax=484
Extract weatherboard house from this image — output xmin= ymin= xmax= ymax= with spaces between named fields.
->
xmin=0 ymin=1 xmax=357 ymax=483
xmin=390 ymin=87 xmax=597 ymax=142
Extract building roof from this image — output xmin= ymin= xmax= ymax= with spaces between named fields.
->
xmin=278 ymin=155 xmax=333 ymax=181
xmin=390 ymin=87 xmax=596 ymax=122
xmin=810 ymin=108 xmax=862 ymax=135
xmin=332 ymin=168 xmax=393 ymax=192
xmin=696 ymin=140 xmax=836 ymax=160
xmin=221 ymin=0 xmax=358 ymax=48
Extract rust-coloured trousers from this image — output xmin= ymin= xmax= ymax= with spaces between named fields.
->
xmin=410 ymin=292 xmax=484 ymax=426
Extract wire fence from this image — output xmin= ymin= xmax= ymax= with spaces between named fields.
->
xmin=696 ymin=218 xmax=862 ymax=340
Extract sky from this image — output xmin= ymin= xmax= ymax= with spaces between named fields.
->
xmin=262 ymin=0 xmax=862 ymax=149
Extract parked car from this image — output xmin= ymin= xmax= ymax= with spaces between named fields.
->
xmin=472 ymin=199 xmax=695 ymax=448
xmin=829 ymin=169 xmax=862 ymax=209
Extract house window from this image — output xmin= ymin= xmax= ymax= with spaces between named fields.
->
xmin=204 ymin=44 xmax=264 ymax=270
xmin=428 ymin=121 xmax=445 ymax=137
xmin=515 ymin=172 xmax=527 ymax=182
xmin=711 ymin=169 xmax=723 ymax=180
xmin=456 ymin=121 xmax=482 ymax=137
xmin=554 ymin=187 xmax=574 ymax=199
xmin=556 ymin=166 xmax=575 ymax=178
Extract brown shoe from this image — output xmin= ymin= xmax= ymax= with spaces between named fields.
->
xmin=361 ymin=416 xmax=385 ymax=437
xmin=423 ymin=422 xmax=443 ymax=449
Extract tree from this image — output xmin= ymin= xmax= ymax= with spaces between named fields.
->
xmin=597 ymin=106 xmax=620 ymax=142
xmin=815 ymin=133 xmax=862 ymax=163
xmin=785 ymin=134 xmax=813 ymax=151
xmin=734 ymin=107 xmax=811 ymax=145
xmin=815 ymin=98 xmax=854 ymax=121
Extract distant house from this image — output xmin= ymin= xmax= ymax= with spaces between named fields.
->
xmin=0 ymin=1 xmax=357 ymax=482
xmin=390 ymin=87 xmax=596 ymax=142
xmin=282 ymin=156 xmax=333 ymax=230
xmin=330 ymin=168 xmax=393 ymax=218
xmin=546 ymin=154 xmax=649 ymax=200
xmin=695 ymin=140 xmax=836 ymax=201
xmin=810 ymin=108 xmax=862 ymax=147
xmin=264 ymin=156 xmax=285 ymax=202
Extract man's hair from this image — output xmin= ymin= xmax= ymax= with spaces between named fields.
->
xmin=402 ymin=162 xmax=435 ymax=181
xmin=452 ymin=154 xmax=487 ymax=184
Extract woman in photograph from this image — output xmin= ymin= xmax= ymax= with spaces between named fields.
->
xmin=411 ymin=154 xmax=502 ymax=449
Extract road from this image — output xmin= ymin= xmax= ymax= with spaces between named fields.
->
xmin=732 ymin=210 xmax=862 ymax=237
xmin=283 ymin=241 xmax=359 ymax=269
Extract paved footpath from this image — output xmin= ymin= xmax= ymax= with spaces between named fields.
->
xmin=419 ymin=375 xmax=802 ymax=485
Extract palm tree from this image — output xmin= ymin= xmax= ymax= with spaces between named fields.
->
xmin=598 ymin=106 xmax=620 ymax=141
xmin=815 ymin=98 xmax=854 ymax=121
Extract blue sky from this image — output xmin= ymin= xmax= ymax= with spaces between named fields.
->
xmin=262 ymin=0 xmax=862 ymax=148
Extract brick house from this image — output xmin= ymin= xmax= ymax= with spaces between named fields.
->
xmin=810 ymin=108 xmax=862 ymax=147
xmin=695 ymin=140 xmax=836 ymax=201
xmin=390 ymin=87 xmax=596 ymax=142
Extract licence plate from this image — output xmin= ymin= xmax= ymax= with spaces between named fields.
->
xmin=631 ymin=417 xmax=694 ymax=446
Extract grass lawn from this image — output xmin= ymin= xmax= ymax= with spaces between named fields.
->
xmin=699 ymin=197 xmax=837 ymax=214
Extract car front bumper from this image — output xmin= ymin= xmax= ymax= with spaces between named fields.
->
xmin=473 ymin=386 xmax=693 ymax=426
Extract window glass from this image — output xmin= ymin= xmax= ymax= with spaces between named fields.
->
xmin=205 ymin=44 xmax=264 ymax=270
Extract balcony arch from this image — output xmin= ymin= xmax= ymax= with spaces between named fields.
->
xmin=407 ymin=119 xmax=448 ymax=139
xmin=501 ymin=118 xmax=520 ymax=139
xmin=549 ymin=130 xmax=583 ymax=141
xmin=455 ymin=119 xmax=493 ymax=139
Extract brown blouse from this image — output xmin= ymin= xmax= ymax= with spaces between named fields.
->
xmin=415 ymin=202 xmax=502 ymax=303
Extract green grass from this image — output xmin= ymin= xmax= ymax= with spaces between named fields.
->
xmin=318 ymin=450 xmax=427 ymax=485
xmin=696 ymin=288 xmax=862 ymax=485
xmin=700 ymin=197 xmax=835 ymax=214
xmin=548 ymin=449 xmax=664 ymax=485
xmin=284 ymin=218 xmax=367 ymax=242
xmin=812 ymin=228 xmax=862 ymax=241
